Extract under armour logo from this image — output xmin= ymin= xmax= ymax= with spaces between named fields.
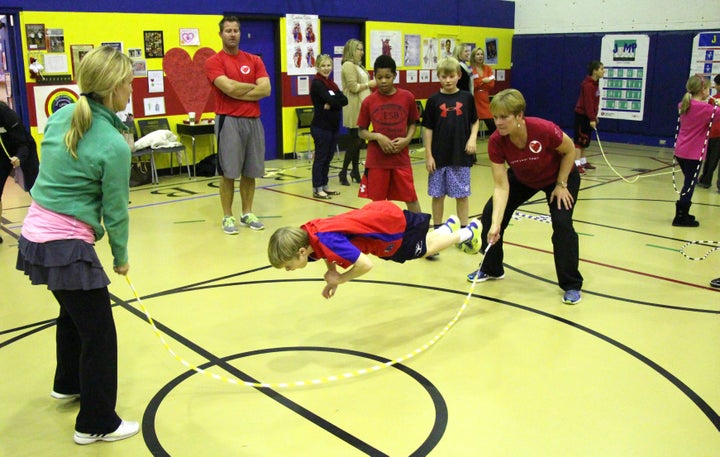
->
xmin=439 ymin=101 xmax=463 ymax=118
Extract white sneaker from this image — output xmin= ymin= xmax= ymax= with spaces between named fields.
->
xmin=74 ymin=420 xmax=140 ymax=445
xmin=50 ymin=391 xmax=80 ymax=400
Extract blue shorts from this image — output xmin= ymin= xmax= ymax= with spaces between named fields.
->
xmin=386 ymin=210 xmax=431 ymax=263
xmin=427 ymin=166 xmax=471 ymax=198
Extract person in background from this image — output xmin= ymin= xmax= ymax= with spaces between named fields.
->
xmin=15 ymin=46 xmax=138 ymax=445
xmin=423 ymin=57 xmax=479 ymax=231
xmin=466 ymin=89 xmax=584 ymax=305
xmin=470 ymin=47 xmax=496 ymax=136
xmin=672 ymin=74 xmax=719 ymax=227
xmin=339 ymin=39 xmax=376 ymax=186
xmin=452 ymin=43 xmax=472 ymax=93
xmin=0 ymin=101 xmax=39 ymax=244
xmin=205 ymin=15 xmax=271 ymax=234
xmin=698 ymin=74 xmax=720 ymax=191
xmin=268 ymin=200 xmax=481 ymax=298
xmin=573 ymin=60 xmax=604 ymax=173
xmin=309 ymin=54 xmax=348 ymax=199
xmin=357 ymin=55 xmax=422 ymax=213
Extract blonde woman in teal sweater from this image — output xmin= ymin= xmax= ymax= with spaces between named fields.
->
xmin=16 ymin=46 xmax=139 ymax=445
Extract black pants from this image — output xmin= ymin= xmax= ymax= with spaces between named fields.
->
xmin=675 ymin=156 xmax=700 ymax=205
xmin=310 ymin=126 xmax=338 ymax=188
xmin=699 ymin=137 xmax=720 ymax=189
xmin=478 ymin=169 xmax=583 ymax=291
xmin=341 ymin=128 xmax=362 ymax=174
xmin=52 ymin=288 xmax=121 ymax=434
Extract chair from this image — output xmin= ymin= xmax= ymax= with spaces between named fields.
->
xmin=133 ymin=118 xmax=191 ymax=184
xmin=293 ymin=107 xmax=314 ymax=160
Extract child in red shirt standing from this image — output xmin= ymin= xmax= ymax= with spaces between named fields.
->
xmin=357 ymin=55 xmax=421 ymax=213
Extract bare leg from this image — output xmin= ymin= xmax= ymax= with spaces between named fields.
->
xmin=431 ymin=196 xmax=445 ymax=226
xmin=219 ymin=177 xmax=235 ymax=217
xmin=239 ymin=176 xmax=256 ymax=215
xmin=406 ymin=200 xmax=422 ymax=213
xmin=456 ymin=196 xmax=469 ymax=226
xmin=424 ymin=229 xmax=461 ymax=256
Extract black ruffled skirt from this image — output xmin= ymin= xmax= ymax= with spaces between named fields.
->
xmin=16 ymin=236 xmax=110 ymax=291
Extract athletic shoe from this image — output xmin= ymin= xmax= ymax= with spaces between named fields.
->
xmin=443 ymin=215 xmax=460 ymax=233
xmin=51 ymin=391 xmax=80 ymax=400
xmin=711 ymin=278 xmax=720 ymax=288
xmin=584 ymin=162 xmax=596 ymax=169
xmin=240 ymin=213 xmax=264 ymax=230
xmin=562 ymin=289 xmax=582 ymax=305
xmin=460 ymin=219 xmax=481 ymax=254
xmin=697 ymin=182 xmax=710 ymax=189
xmin=425 ymin=252 xmax=440 ymax=260
xmin=577 ymin=165 xmax=586 ymax=174
xmin=74 ymin=420 xmax=139 ymax=445
xmin=222 ymin=216 xmax=239 ymax=235
xmin=466 ymin=270 xmax=505 ymax=283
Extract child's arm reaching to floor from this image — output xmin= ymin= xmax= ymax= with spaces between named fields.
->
xmin=321 ymin=254 xmax=374 ymax=298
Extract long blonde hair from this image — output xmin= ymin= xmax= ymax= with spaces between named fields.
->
xmin=342 ymin=39 xmax=363 ymax=65
xmin=679 ymin=74 xmax=708 ymax=115
xmin=65 ymin=46 xmax=132 ymax=158
xmin=470 ymin=47 xmax=486 ymax=71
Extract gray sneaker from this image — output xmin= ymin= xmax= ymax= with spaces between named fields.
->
xmin=222 ymin=216 xmax=239 ymax=235
xmin=240 ymin=213 xmax=264 ymax=230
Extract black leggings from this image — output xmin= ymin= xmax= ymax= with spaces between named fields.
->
xmin=52 ymin=288 xmax=121 ymax=434
xmin=341 ymin=128 xmax=362 ymax=175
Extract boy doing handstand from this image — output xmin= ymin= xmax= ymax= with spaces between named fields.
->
xmin=268 ymin=201 xmax=480 ymax=298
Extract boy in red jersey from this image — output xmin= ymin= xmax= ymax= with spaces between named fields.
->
xmin=357 ymin=55 xmax=422 ymax=213
xmin=268 ymin=201 xmax=480 ymax=298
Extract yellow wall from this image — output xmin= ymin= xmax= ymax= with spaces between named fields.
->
xmin=19 ymin=12 xmax=513 ymax=163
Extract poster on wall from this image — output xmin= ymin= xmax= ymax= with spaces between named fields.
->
xmin=33 ymin=84 xmax=79 ymax=131
xmin=404 ymin=34 xmax=420 ymax=67
xmin=422 ymin=38 xmax=438 ymax=69
xmin=369 ymin=31 xmax=402 ymax=67
xmin=485 ymin=38 xmax=498 ymax=64
xmin=286 ymin=14 xmax=319 ymax=76
xmin=25 ymin=24 xmax=46 ymax=50
xmin=690 ymin=31 xmax=720 ymax=96
xmin=439 ymin=37 xmax=455 ymax=60
xmin=599 ymin=34 xmax=650 ymax=121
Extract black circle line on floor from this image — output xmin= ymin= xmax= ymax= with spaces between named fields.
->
xmin=113 ymin=276 xmax=720 ymax=437
xmin=141 ymin=346 xmax=447 ymax=457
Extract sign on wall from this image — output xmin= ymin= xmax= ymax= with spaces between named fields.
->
xmin=691 ymin=31 xmax=720 ymax=96
xmin=599 ymin=34 xmax=649 ymax=121
xmin=286 ymin=14 xmax=319 ymax=76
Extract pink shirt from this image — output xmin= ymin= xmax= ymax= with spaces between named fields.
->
xmin=675 ymin=99 xmax=717 ymax=160
xmin=21 ymin=201 xmax=95 ymax=244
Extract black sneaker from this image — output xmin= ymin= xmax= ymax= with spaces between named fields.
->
xmin=711 ymin=278 xmax=720 ymax=288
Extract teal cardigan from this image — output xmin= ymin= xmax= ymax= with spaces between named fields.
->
xmin=30 ymin=99 xmax=131 ymax=266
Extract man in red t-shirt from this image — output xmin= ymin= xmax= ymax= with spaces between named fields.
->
xmin=205 ymin=15 xmax=271 ymax=234
xmin=573 ymin=60 xmax=604 ymax=173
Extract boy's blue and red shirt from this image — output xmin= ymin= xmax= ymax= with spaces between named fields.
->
xmin=301 ymin=201 xmax=407 ymax=268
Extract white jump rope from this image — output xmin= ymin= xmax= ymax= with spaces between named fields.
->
xmin=125 ymin=244 xmax=493 ymax=389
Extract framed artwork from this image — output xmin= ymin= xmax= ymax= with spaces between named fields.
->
xmin=25 ymin=24 xmax=46 ymax=50
xmin=101 ymin=42 xmax=123 ymax=52
xmin=46 ymin=29 xmax=65 ymax=53
xmin=144 ymin=31 xmax=165 ymax=58
xmin=70 ymin=44 xmax=93 ymax=77
xmin=128 ymin=48 xmax=142 ymax=58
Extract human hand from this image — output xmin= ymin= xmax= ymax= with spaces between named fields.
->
xmin=391 ymin=137 xmax=409 ymax=152
xmin=465 ymin=138 xmax=477 ymax=154
xmin=324 ymin=103 xmax=331 ymax=110
xmin=487 ymin=224 xmax=501 ymax=245
xmin=9 ymin=156 xmax=20 ymax=168
xmin=377 ymin=135 xmax=395 ymax=153
xmin=113 ymin=262 xmax=130 ymax=275
xmin=322 ymin=283 xmax=338 ymax=298
xmin=426 ymin=156 xmax=436 ymax=173
xmin=550 ymin=187 xmax=574 ymax=210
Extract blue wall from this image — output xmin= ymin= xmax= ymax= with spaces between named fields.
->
xmin=9 ymin=0 xmax=515 ymax=28
xmin=512 ymin=31 xmax=698 ymax=146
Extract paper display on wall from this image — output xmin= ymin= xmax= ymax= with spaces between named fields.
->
xmin=599 ymin=34 xmax=649 ymax=122
xmin=691 ymin=31 xmax=720 ymax=96
xmin=370 ymin=30 xmax=402 ymax=67
xmin=286 ymin=14 xmax=319 ymax=76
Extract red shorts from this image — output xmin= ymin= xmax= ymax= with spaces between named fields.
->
xmin=364 ymin=167 xmax=418 ymax=203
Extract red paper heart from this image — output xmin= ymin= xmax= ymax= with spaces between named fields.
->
xmin=162 ymin=47 xmax=215 ymax=117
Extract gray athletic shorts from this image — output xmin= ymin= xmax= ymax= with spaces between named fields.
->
xmin=216 ymin=115 xmax=265 ymax=179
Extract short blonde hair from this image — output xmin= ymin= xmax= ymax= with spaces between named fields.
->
xmin=342 ymin=39 xmax=363 ymax=64
xmin=315 ymin=54 xmax=332 ymax=70
xmin=268 ymin=226 xmax=310 ymax=268
xmin=437 ymin=57 xmax=461 ymax=76
xmin=490 ymin=88 xmax=526 ymax=117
